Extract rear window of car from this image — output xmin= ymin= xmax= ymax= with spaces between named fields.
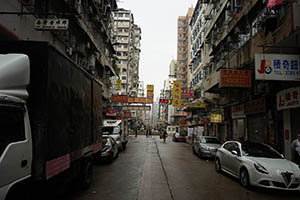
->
xmin=201 ymin=137 xmax=221 ymax=144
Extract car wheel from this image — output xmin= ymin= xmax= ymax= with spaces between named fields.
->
xmin=198 ymin=149 xmax=202 ymax=158
xmin=193 ymin=146 xmax=196 ymax=155
xmin=215 ymin=158 xmax=222 ymax=173
xmin=240 ymin=168 xmax=250 ymax=188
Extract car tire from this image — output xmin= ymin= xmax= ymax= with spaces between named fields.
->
xmin=240 ymin=168 xmax=250 ymax=188
xmin=215 ymin=158 xmax=222 ymax=173
xmin=193 ymin=146 xmax=196 ymax=155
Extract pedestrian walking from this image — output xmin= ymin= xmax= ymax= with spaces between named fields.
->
xmin=292 ymin=133 xmax=300 ymax=165
xmin=135 ymin=129 xmax=138 ymax=138
xmin=162 ymin=130 xmax=168 ymax=143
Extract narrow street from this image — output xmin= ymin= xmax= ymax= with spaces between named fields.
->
xmin=70 ymin=136 xmax=300 ymax=200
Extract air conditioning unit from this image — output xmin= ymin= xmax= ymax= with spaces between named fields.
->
xmin=204 ymin=15 xmax=211 ymax=20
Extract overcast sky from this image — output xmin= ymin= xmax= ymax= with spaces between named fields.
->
xmin=119 ymin=0 xmax=196 ymax=99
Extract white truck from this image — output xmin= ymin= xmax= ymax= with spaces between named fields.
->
xmin=0 ymin=41 xmax=103 ymax=199
xmin=102 ymin=119 xmax=129 ymax=150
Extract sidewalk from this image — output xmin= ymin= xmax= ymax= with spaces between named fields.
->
xmin=137 ymin=136 xmax=172 ymax=200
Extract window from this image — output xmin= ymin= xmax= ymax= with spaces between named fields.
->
xmin=122 ymin=76 xmax=127 ymax=80
xmin=0 ymin=105 xmax=25 ymax=157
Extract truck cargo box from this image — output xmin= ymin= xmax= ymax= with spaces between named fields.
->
xmin=0 ymin=41 xmax=102 ymax=180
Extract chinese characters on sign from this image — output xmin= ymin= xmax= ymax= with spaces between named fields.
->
xmin=255 ymin=54 xmax=300 ymax=81
xmin=181 ymin=90 xmax=196 ymax=99
xmin=147 ymin=85 xmax=154 ymax=98
xmin=172 ymin=81 xmax=184 ymax=107
xmin=210 ymin=114 xmax=222 ymax=123
xmin=220 ymin=69 xmax=251 ymax=87
xmin=277 ymin=86 xmax=300 ymax=110
xmin=112 ymin=95 xmax=128 ymax=103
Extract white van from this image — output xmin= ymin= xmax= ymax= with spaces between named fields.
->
xmin=102 ymin=120 xmax=129 ymax=150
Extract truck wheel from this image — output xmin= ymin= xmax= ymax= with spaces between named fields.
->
xmin=81 ymin=159 xmax=93 ymax=189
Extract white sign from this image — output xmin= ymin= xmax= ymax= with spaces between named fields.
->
xmin=255 ymin=54 xmax=300 ymax=81
xmin=35 ymin=19 xmax=69 ymax=31
xmin=277 ymin=86 xmax=300 ymax=110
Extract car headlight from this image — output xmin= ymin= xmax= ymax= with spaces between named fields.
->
xmin=254 ymin=162 xmax=269 ymax=174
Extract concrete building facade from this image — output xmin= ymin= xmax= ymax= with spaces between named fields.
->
xmin=189 ymin=0 xmax=300 ymax=159
xmin=112 ymin=9 xmax=141 ymax=97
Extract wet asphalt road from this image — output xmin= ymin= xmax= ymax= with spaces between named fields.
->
xmin=69 ymin=135 xmax=300 ymax=200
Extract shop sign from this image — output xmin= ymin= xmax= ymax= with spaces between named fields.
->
xmin=244 ymin=98 xmax=266 ymax=115
xmin=128 ymin=97 xmax=153 ymax=104
xmin=277 ymin=86 xmax=300 ymax=110
xmin=106 ymin=109 xmax=116 ymax=117
xmin=231 ymin=104 xmax=246 ymax=119
xmin=255 ymin=54 xmax=300 ymax=81
xmin=220 ymin=69 xmax=251 ymax=87
xmin=112 ymin=94 xmax=128 ymax=103
xmin=122 ymin=105 xmax=151 ymax=111
xmin=116 ymin=80 xmax=121 ymax=91
xmin=147 ymin=85 xmax=154 ymax=98
xmin=210 ymin=114 xmax=222 ymax=123
xmin=123 ymin=112 xmax=132 ymax=118
xmin=172 ymin=81 xmax=184 ymax=107
xmin=181 ymin=90 xmax=195 ymax=99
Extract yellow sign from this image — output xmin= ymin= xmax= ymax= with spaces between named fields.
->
xmin=116 ymin=80 xmax=121 ymax=91
xmin=210 ymin=114 xmax=222 ymax=123
xmin=147 ymin=85 xmax=154 ymax=98
xmin=173 ymin=81 xmax=184 ymax=107
xmin=184 ymin=102 xmax=206 ymax=108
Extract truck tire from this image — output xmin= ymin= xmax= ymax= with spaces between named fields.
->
xmin=81 ymin=159 xmax=93 ymax=189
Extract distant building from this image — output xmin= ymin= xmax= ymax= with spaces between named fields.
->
xmin=112 ymin=9 xmax=141 ymax=97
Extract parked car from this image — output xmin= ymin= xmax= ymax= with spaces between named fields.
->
xmin=193 ymin=136 xmax=222 ymax=158
xmin=102 ymin=125 xmax=123 ymax=151
xmin=172 ymin=132 xmax=186 ymax=142
xmin=215 ymin=141 xmax=300 ymax=190
xmin=100 ymin=136 xmax=119 ymax=163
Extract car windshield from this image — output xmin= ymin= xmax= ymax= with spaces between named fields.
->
xmin=241 ymin=143 xmax=282 ymax=158
xmin=102 ymin=127 xmax=120 ymax=135
xmin=201 ymin=137 xmax=221 ymax=144
xmin=175 ymin=132 xmax=185 ymax=136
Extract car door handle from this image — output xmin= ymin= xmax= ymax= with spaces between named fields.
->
xmin=21 ymin=160 xmax=28 ymax=168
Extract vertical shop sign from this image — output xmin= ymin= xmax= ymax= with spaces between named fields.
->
xmin=172 ymin=81 xmax=182 ymax=107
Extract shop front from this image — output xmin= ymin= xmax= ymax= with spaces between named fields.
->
xmin=277 ymin=86 xmax=300 ymax=160
xmin=231 ymin=104 xmax=246 ymax=141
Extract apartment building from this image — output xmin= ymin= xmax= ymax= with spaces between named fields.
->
xmin=112 ymin=9 xmax=141 ymax=97
xmin=189 ymin=0 xmax=300 ymax=159
xmin=177 ymin=8 xmax=194 ymax=90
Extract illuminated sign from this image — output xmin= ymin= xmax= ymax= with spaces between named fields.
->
xmin=210 ymin=114 xmax=222 ymax=123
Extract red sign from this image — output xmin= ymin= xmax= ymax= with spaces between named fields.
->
xmin=112 ymin=95 xmax=128 ymax=103
xmin=106 ymin=109 xmax=116 ymax=117
xmin=181 ymin=90 xmax=195 ymax=99
xmin=220 ymin=69 xmax=251 ymax=88
xmin=124 ymin=112 xmax=132 ymax=118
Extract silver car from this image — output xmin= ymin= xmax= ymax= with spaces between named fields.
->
xmin=215 ymin=141 xmax=300 ymax=190
xmin=193 ymin=136 xmax=222 ymax=159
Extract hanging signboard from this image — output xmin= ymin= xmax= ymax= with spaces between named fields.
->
xmin=112 ymin=95 xmax=128 ymax=103
xmin=255 ymin=54 xmax=300 ymax=81
xmin=181 ymin=90 xmax=195 ymax=99
xmin=147 ymin=85 xmax=154 ymax=98
xmin=210 ymin=114 xmax=222 ymax=123
xmin=172 ymin=81 xmax=184 ymax=107
xmin=116 ymin=80 xmax=121 ymax=91
xmin=220 ymin=69 xmax=251 ymax=87
xmin=277 ymin=86 xmax=300 ymax=110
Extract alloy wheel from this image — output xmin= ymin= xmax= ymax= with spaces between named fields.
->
xmin=240 ymin=169 xmax=250 ymax=188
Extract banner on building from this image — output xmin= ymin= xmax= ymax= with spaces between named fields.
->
xmin=147 ymin=85 xmax=154 ymax=98
xmin=116 ymin=80 xmax=121 ymax=91
xmin=220 ymin=69 xmax=251 ymax=87
xmin=112 ymin=95 xmax=128 ymax=103
xmin=181 ymin=90 xmax=196 ymax=99
xmin=255 ymin=54 xmax=300 ymax=81
xmin=122 ymin=105 xmax=151 ymax=111
xmin=210 ymin=114 xmax=222 ymax=123
xmin=277 ymin=86 xmax=300 ymax=110
xmin=172 ymin=81 xmax=184 ymax=107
